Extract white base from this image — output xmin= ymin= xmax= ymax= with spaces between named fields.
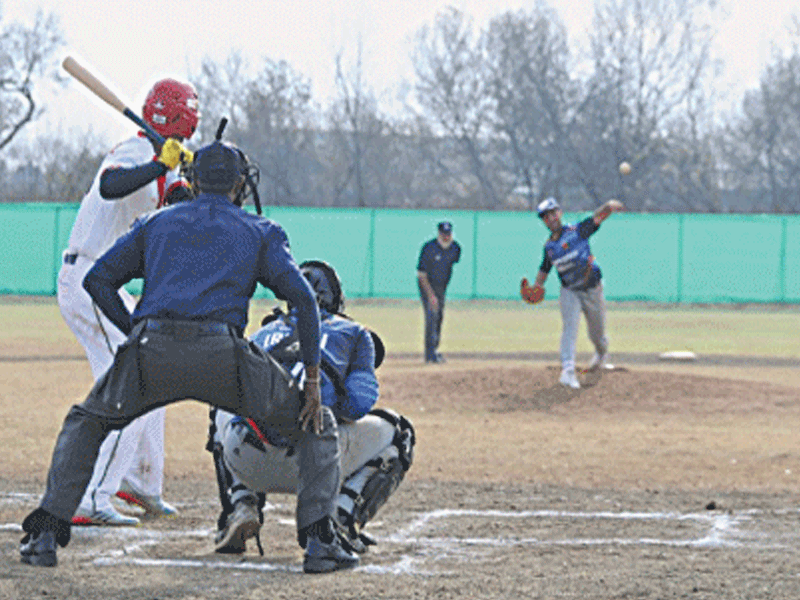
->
xmin=658 ymin=351 xmax=698 ymax=362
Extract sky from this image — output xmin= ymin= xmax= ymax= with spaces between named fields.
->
xmin=6 ymin=0 xmax=800 ymax=146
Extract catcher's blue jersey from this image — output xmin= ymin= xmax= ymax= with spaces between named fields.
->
xmin=539 ymin=217 xmax=602 ymax=290
xmin=251 ymin=310 xmax=379 ymax=422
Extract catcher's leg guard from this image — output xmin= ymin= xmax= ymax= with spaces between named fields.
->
xmin=212 ymin=443 xmax=235 ymax=532
xmin=335 ymin=409 xmax=415 ymax=552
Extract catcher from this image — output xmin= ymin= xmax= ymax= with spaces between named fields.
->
xmin=521 ymin=197 xmax=624 ymax=389
xmin=209 ymin=260 xmax=415 ymax=556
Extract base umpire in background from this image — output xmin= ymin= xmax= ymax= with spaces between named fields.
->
xmin=417 ymin=221 xmax=461 ymax=363
xmin=20 ymin=136 xmax=358 ymax=574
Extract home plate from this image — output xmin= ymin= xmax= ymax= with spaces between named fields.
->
xmin=658 ymin=351 xmax=698 ymax=362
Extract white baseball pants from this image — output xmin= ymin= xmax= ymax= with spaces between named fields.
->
xmin=57 ymin=255 xmax=166 ymax=512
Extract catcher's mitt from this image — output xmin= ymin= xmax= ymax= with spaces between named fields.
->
xmin=520 ymin=278 xmax=545 ymax=304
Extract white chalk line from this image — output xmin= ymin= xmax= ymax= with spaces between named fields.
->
xmin=3 ymin=493 xmax=796 ymax=576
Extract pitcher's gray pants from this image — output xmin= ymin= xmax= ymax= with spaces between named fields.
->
xmin=38 ymin=319 xmax=339 ymax=535
xmin=559 ymin=283 xmax=608 ymax=372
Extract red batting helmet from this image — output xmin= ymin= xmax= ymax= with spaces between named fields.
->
xmin=142 ymin=79 xmax=199 ymax=140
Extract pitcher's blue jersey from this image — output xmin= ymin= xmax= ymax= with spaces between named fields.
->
xmin=251 ymin=310 xmax=378 ymax=422
xmin=540 ymin=217 xmax=602 ymax=290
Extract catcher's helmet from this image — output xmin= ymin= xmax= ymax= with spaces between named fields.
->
xmin=537 ymin=197 xmax=560 ymax=218
xmin=299 ymin=260 xmax=344 ymax=314
xmin=143 ymin=79 xmax=199 ymax=140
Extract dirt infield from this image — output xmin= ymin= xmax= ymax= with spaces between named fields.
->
xmin=3 ymin=351 xmax=800 ymax=598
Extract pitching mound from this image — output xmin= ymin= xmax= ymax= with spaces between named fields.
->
xmin=378 ymin=360 xmax=800 ymax=417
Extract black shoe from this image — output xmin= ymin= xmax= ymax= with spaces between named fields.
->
xmin=20 ymin=531 xmax=57 ymax=567
xmin=303 ymin=533 xmax=360 ymax=574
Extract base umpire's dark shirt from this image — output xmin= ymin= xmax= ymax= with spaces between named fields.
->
xmin=417 ymin=239 xmax=461 ymax=295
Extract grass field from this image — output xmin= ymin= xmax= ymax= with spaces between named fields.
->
xmin=3 ymin=295 xmax=798 ymax=359
xmin=342 ymin=298 xmax=800 ymax=357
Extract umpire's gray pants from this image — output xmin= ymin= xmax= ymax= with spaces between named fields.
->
xmin=559 ymin=283 xmax=608 ymax=371
xmin=39 ymin=319 xmax=339 ymax=533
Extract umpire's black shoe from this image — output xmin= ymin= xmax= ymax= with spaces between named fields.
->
xmin=302 ymin=517 xmax=359 ymax=574
xmin=20 ymin=531 xmax=58 ymax=567
xmin=303 ymin=535 xmax=359 ymax=574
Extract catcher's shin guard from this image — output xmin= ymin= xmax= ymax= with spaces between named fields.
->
xmin=335 ymin=409 xmax=416 ymax=549
xmin=212 ymin=443 xmax=235 ymax=531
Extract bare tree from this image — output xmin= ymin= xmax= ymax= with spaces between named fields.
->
xmin=658 ymin=87 xmax=725 ymax=212
xmin=482 ymin=4 xmax=574 ymax=209
xmin=327 ymin=46 xmax=372 ymax=206
xmin=191 ymin=52 xmax=322 ymax=206
xmin=5 ymin=130 xmax=104 ymax=202
xmin=238 ymin=58 xmax=319 ymax=206
xmin=326 ymin=44 xmax=404 ymax=207
xmin=578 ymin=0 xmax=719 ymax=210
xmin=412 ymin=7 xmax=501 ymax=208
xmin=189 ymin=52 xmax=252 ymax=145
xmin=0 ymin=8 xmax=64 ymax=151
xmin=721 ymin=52 xmax=800 ymax=213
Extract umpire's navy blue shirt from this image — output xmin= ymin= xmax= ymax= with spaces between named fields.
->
xmin=417 ymin=238 xmax=461 ymax=294
xmin=83 ymin=192 xmax=321 ymax=365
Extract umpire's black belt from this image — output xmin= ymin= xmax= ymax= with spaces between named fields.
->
xmin=142 ymin=319 xmax=239 ymax=337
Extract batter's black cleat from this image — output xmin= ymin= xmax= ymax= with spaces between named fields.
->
xmin=20 ymin=531 xmax=58 ymax=567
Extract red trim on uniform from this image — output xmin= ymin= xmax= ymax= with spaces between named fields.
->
xmin=245 ymin=418 xmax=271 ymax=446
xmin=116 ymin=491 xmax=145 ymax=509
xmin=154 ymin=153 xmax=167 ymax=208
xmin=165 ymin=181 xmax=187 ymax=195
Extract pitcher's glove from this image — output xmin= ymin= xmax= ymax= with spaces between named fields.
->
xmin=520 ymin=278 xmax=545 ymax=304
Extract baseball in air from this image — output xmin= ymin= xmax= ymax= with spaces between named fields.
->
xmin=619 ymin=161 xmax=632 ymax=176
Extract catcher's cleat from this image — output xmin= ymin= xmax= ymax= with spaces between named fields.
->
xmin=214 ymin=500 xmax=261 ymax=554
xmin=558 ymin=368 xmax=581 ymax=389
xmin=116 ymin=481 xmax=178 ymax=517
xmin=20 ymin=530 xmax=58 ymax=567
xmin=72 ymin=506 xmax=140 ymax=527
xmin=358 ymin=530 xmax=377 ymax=547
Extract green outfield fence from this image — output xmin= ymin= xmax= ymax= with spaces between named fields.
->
xmin=2 ymin=203 xmax=798 ymax=304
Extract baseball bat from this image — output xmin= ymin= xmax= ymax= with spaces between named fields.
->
xmin=62 ymin=55 xmax=166 ymax=147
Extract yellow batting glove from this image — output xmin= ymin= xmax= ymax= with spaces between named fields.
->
xmin=157 ymin=138 xmax=194 ymax=170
